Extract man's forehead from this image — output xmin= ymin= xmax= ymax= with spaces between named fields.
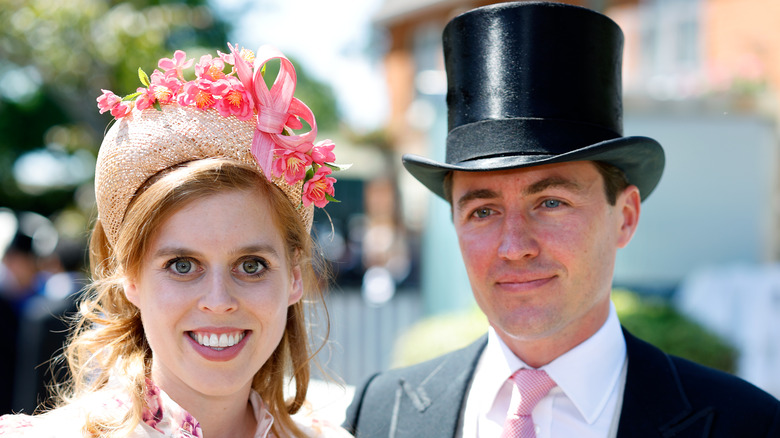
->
xmin=451 ymin=161 xmax=599 ymax=204
xmin=452 ymin=161 xmax=598 ymax=187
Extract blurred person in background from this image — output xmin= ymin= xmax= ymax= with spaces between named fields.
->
xmin=12 ymin=236 xmax=88 ymax=414
xmin=0 ymin=211 xmax=58 ymax=312
xmin=0 ymin=44 xmax=352 ymax=437
xmin=343 ymin=3 xmax=780 ymax=438
xmin=0 ymin=210 xmax=59 ymax=414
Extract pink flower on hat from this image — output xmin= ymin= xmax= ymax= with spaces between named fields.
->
xmin=273 ymin=149 xmax=314 ymax=186
xmin=158 ymin=50 xmax=193 ymax=80
xmin=195 ymin=54 xmax=227 ymax=82
xmin=214 ymin=77 xmax=254 ymax=120
xmin=97 ymin=89 xmax=121 ymax=114
xmin=178 ymin=79 xmax=217 ymax=109
xmin=134 ymin=87 xmax=157 ymax=111
xmin=311 ymin=139 xmax=336 ymax=165
xmin=218 ymin=46 xmax=255 ymax=67
xmin=150 ymin=70 xmax=181 ymax=104
xmin=110 ymin=100 xmax=133 ymax=118
xmin=302 ymin=166 xmax=336 ymax=208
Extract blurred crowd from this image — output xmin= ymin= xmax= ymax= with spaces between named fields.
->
xmin=0 ymin=208 xmax=87 ymax=414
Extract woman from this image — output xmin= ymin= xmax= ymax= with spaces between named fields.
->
xmin=0 ymin=44 xmax=350 ymax=437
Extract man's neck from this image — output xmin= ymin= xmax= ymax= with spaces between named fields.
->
xmin=494 ymin=303 xmax=610 ymax=368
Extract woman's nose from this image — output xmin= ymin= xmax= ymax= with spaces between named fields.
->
xmin=198 ymin=272 xmax=238 ymax=313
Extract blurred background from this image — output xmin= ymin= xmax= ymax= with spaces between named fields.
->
xmin=2 ymin=0 xmax=779 ymax=419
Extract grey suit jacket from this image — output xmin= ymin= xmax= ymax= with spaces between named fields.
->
xmin=344 ymin=329 xmax=780 ymax=437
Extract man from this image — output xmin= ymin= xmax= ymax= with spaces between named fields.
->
xmin=343 ymin=2 xmax=780 ymax=437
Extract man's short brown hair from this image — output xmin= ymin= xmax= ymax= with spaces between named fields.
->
xmin=592 ymin=161 xmax=629 ymax=205
xmin=442 ymin=161 xmax=629 ymax=206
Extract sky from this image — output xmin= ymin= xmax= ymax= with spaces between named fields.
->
xmin=212 ymin=0 xmax=389 ymax=132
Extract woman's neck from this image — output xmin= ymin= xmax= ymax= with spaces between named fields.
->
xmin=183 ymin=392 xmax=257 ymax=438
xmin=150 ymin=369 xmax=258 ymax=438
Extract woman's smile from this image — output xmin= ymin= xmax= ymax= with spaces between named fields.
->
xmin=188 ymin=330 xmax=247 ymax=349
xmin=185 ymin=329 xmax=251 ymax=362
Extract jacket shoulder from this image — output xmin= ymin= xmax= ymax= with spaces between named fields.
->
xmin=362 ymin=334 xmax=485 ymax=397
xmin=670 ymin=353 xmax=780 ymax=413
xmin=621 ymin=328 xmax=780 ymax=437
xmin=343 ymin=336 xmax=487 ymax=437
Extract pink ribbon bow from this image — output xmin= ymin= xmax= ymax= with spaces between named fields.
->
xmin=230 ymin=44 xmax=318 ymax=180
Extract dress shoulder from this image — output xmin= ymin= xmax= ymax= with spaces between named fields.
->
xmin=0 ymin=407 xmax=89 ymax=438
xmin=0 ymin=386 xmax=139 ymax=437
xmin=291 ymin=404 xmax=354 ymax=438
xmin=0 ymin=413 xmax=37 ymax=437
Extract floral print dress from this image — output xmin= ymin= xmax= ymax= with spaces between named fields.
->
xmin=0 ymin=380 xmax=352 ymax=437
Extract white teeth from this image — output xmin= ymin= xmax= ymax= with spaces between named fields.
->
xmin=192 ymin=331 xmax=245 ymax=349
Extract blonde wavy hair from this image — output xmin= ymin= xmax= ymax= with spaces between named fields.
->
xmin=56 ymin=159 xmax=325 ymax=437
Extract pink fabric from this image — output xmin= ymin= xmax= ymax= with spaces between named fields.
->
xmin=500 ymin=369 xmax=556 ymax=438
xmin=229 ymin=44 xmax=319 ymax=181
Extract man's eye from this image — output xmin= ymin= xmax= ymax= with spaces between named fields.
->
xmin=542 ymin=199 xmax=562 ymax=208
xmin=473 ymin=207 xmax=492 ymax=218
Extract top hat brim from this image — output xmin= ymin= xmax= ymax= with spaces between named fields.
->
xmin=402 ymin=136 xmax=665 ymax=201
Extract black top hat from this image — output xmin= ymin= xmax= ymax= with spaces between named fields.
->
xmin=402 ymin=1 xmax=664 ymax=200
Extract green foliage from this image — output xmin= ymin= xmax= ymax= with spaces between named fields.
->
xmin=391 ymin=306 xmax=488 ymax=368
xmin=392 ymin=289 xmax=737 ymax=374
xmin=612 ymin=289 xmax=737 ymax=373
xmin=0 ymin=0 xmax=232 ymax=215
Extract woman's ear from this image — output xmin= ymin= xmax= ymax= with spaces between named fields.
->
xmin=288 ymin=264 xmax=304 ymax=305
xmin=288 ymin=253 xmax=304 ymax=306
xmin=123 ymin=277 xmax=140 ymax=307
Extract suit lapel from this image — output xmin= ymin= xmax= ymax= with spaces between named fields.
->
xmin=617 ymin=329 xmax=715 ymax=437
xmin=390 ymin=336 xmax=487 ymax=438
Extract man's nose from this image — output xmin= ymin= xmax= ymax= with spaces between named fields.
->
xmin=498 ymin=213 xmax=540 ymax=260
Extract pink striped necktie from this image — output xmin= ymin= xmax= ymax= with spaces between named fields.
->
xmin=500 ymin=369 xmax=557 ymax=438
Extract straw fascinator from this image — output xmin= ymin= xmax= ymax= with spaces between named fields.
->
xmin=95 ymin=44 xmax=343 ymax=247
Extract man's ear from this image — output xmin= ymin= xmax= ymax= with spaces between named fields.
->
xmin=123 ymin=277 xmax=140 ymax=307
xmin=616 ymin=185 xmax=641 ymax=249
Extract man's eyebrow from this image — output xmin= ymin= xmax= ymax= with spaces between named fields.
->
xmin=455 ymin=176 xmax=584 ymax=210
xmin=524 ymin=176 xmax=583 ymax=196
xmin=456 ymin=188 xmax=500 ymax=211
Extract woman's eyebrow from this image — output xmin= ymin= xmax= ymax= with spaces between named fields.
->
xmin=152 ymin=244 xmax=281 ymax=258
xmin=231 ymin=244 xmax=280 ymax=258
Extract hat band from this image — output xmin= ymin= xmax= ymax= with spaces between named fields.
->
xmin=446 ymin=118 xmax=621 ymax=164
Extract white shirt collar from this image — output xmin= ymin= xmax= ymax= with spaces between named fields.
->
xmin=482 ymin=302 xmax=626 ymax=424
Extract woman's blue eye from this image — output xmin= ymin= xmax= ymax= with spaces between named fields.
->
xmin=171 ymin=259 xmax=193 ymax=274
xmin=543 ymin=199 xmax=561 ymax=208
